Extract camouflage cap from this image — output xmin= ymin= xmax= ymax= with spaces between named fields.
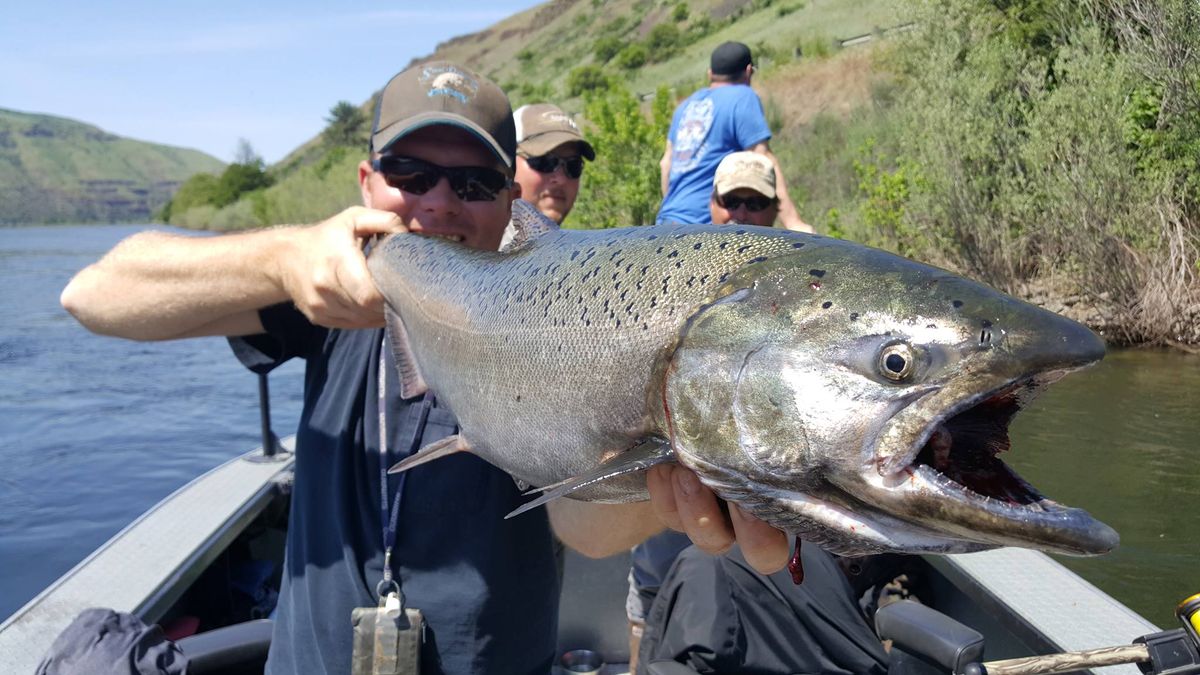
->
xmin=713 ymin=151 xmax=776 ymax=199
xmin=513 ymin=103 xmax=595 ymax=160
xmin=370 ymin=61 xmax=516 ymax=167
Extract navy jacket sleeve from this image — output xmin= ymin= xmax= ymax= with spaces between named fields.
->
xmin=227 ymin=302 xmax=328 ymax=374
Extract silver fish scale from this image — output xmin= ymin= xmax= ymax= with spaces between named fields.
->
xmin=371 ymin=224 xmax=812 ymax=498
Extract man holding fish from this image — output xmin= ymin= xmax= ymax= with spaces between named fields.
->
xmin=61 ymin=61 xmax=789 ymax=674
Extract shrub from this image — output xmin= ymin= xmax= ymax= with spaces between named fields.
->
xmin=616 ymin=43 xmax=649 ymax=70
xmin=645 ymin=23 xmax=682 ymax=57
xmin=567 ymin=65 xmax=611 ymax=97
xmin=571 ymin=85 xmax=673 ymax=229
xmin=594 ymin=36 xmax=623 ymax=63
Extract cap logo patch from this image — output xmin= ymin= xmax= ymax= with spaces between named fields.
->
xmin=420 ymin=65 xmax=478 ymax=104
xmin=541 ymin=111 xmax=578 ymax=131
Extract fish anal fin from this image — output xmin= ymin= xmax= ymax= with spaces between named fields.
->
xmin=506 ymin=437 xmax=674 ymax=519
xmin=387 ymin=434 xmax=471 ymax=474
xmin=385 ymin=306 xmax=427 ymax=399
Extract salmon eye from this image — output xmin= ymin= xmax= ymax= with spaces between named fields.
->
xmin=879 ymin=343 xmax=914 ymax=381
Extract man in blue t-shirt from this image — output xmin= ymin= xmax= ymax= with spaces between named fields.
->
xmin=657 ymin=41 xmax=810 ymax=232
xmin=61 ymin=61 xmax=793 ymax=675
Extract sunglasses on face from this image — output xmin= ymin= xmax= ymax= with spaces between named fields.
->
xmin=372 ymin=156 xmax=512 ymax=202
xmin=523 ymin=154 xmax=585 ymax=179
xmin=716 ymin=193 xmax=774 ymax=212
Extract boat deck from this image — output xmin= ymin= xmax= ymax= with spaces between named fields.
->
xmin=0 ymin=441 xmax=294 ymax=673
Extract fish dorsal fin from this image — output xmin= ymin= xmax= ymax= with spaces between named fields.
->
xmin=499 ymin=199 xmax=560 ymax=252
xmin=505 ymin=437 xmax=675 ymax=519
xmin=385 ymin=306 xmax=428 ymax=399
xmin=387 ymin=434 xmax=472 ymax=474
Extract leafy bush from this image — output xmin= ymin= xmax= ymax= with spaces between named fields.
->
xmin=616 ymin=43 xmax=649 ymax=69
xmin=645 ymin=23 xmax=682 ymax=56
xmin=672 ymin=3 xmax=689 ymax=22
xmin=567 ymin=65 xmax=611 ymax=97
xmin=593 ymin=36 xmax=623 ymax=63
xmin=571 ymin=84 xmax=673 ymax=229
xmin=835 ymin=0 xmax=1200 ymax=344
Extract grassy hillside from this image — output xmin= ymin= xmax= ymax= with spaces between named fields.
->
xmin=260 ymin=0 xmax=901 ymax=183
xmin=0 ymin=108 xmax=224 ymax=225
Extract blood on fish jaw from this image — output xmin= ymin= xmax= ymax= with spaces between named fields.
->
xmin=788 ymin=536 xmax=804 ymax=584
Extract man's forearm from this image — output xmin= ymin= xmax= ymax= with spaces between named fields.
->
xmin=61 ymin=227 xmax=293 ymax=341
xmin=548 ymin=499 xmax=664 ymax=558
xmin=750 ymin=144 xmax=812 ymax=233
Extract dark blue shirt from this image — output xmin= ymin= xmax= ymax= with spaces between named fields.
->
xmin=233 ymin=303 xmax=559 ymax=675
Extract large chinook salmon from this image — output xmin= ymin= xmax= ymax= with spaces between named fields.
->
xmin=367 ymin=201 xmax=1117 ymax=558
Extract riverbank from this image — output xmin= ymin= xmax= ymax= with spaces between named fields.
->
xmin=1021 ymin=277 xmax=1200 ymax=349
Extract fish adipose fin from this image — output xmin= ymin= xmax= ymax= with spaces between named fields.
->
xmin=505 ymin=437 xmax=674 ymax=519
xmin=385 ymin=306 xmax=428 ymax=399
xmin=499 ymin=199 xmax=560 ymax=252
xmin=387 ymin=434 xmax=471 ymax=474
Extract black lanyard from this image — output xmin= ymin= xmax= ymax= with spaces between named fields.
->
xmin=376 ymin=339 xmax=434 ymax=602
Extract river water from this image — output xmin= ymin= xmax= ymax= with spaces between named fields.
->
xmin=0 ymin=224 xmax=1196 ymax=630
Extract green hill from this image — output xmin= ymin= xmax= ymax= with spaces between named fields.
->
xmin=185 ymin=0 xmax=899 ymax=230
xmin=0 ymin=108 xmax=224 ymax=225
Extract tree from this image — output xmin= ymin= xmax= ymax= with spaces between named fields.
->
xmin=323 ymin=101 xmax=368 ymax=148
xmin=234 ymin=138 xmax=261 ymax=165
xmin=571 ymin=84 xmax=673 ymax=229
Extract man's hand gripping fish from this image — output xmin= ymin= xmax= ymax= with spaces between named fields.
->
xmin=367 ymin=200 xmax=1118 ymax=558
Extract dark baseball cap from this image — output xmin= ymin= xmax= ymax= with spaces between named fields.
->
xmin=370 ymin=61 xmax=516 ymax=167
xmin=710 ymin=41 xmax=754 ymax=76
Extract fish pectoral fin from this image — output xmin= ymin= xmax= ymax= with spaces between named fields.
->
xmin=387 ymin=434 xmax=471 ymax=474
xmin=506 ymin=437 xmax=674 ymax=519
xmin=385 ymin=306 xmax=428 ymax=399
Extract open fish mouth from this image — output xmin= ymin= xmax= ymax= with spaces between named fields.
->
xmin=908 ymin=376 xmax=1048 ymax=507
xmin=872 ymin=370 xmax=1119 ymax=554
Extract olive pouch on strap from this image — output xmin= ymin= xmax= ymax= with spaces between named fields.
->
xmin=351 ymin=594 xmax=424 ymax=675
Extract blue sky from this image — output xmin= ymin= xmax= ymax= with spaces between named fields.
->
xmin=1 ymin=1 xmax=543 ymax=163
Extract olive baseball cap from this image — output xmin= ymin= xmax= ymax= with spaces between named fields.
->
xmin=370 ymin=61 xmax=516 ymax=167
xmin=513 ymin=103 xmax=595 ymax=161
xmin=710 ymin=41 xmax=754 ymax=76
xmin=713 ymin=151 xmax=776 ymax=199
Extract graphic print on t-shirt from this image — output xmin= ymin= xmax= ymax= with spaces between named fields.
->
xmin=671 ymin=97 xmax=714 ymax=175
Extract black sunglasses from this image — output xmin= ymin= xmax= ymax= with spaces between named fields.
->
xmin=716 ymin=193 xmax=774 ymax=212
xmin=523 ymin=154 xmax=585 ymax=179
xmin=372 ymin=156 xmax=512 ymax=202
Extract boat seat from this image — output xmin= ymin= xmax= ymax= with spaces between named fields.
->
xmin=176 ymin=619 xmax=272 ymax=675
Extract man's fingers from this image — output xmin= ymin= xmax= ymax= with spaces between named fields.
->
xmin=672 ymin=468 xmax=734 ymax=554
xmin=646 ymin=465 xmax=684 ymax=532
xmin=346 ymin=207 xmax=407 ymax=237
xmin=729 ymin=503 xmax=789 ymax=574
xmin=334 ymin=253 xmax=386 ymax=314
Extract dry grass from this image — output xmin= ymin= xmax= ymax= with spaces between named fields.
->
xmin=759 ymin=48 xmax=882 ymax=133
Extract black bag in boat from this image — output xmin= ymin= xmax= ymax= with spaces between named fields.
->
xmin=638 ymin=544 xmax=892 ymax=675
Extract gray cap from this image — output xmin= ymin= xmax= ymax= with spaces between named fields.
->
xmin=370 ymin=61 xmax=516 ymax=166
xmin=513 ymin=103 xmax=595 ymax=160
